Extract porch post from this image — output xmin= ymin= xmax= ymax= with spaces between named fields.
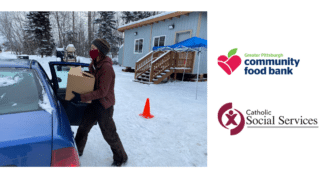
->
xmin=149 ymin=52 xmax=154 ymax=82
xmin=182 ymin=51 xmax=189 ymax=82
xmin=174 ymin=51 xmax=178 ymax=83
xmin=196 ymin=51 xmax=201 ymax=100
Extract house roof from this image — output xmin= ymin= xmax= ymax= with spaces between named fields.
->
xmin=118 ymin=11 xmax=192 ymax=32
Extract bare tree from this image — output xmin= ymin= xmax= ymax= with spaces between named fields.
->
xmin=0 ymin=11 xmax=126 ymax=58
xmin=93 ymin=11 xmax=97 ymax=38
xmin=72 ymin=11 xmax=75 ymax=32
xmin=55 ymin=12 xmax=63 ymax=47
xmin=0 ymin=12 xmax=14 ymax=53
xmin=88 ymin=11 xmax=92 ymax=44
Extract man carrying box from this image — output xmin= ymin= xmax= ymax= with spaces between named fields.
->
xmin=71 ymin=38 xmax=128 ymax=167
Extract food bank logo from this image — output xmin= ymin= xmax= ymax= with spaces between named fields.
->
xmin=218 ymin=48 xmax=242 ymax=75
xmin=218 ymin=102 xmax=245 ymax=135
xmin=218 ymin=50 xmax=301 ymax=75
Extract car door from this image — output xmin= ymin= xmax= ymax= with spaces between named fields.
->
xmin=48 ymin=62 xmax=94 ymax=126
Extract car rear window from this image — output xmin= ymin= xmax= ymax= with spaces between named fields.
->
xmin=0 ymin=68 xmax=44 ymax=115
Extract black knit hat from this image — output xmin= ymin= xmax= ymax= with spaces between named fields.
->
xmin=92 ymin=39 xmax=110 ymax=56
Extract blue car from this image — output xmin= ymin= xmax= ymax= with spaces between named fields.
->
xmin=0 ymin=59 xmax=94 ymax=166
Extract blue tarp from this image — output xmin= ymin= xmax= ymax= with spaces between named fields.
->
xmin=152 ymin=37 xmax=207 ymax=52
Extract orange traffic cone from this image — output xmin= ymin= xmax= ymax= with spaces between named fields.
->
xmin=139 ymin=98 xmax=154 ymax=119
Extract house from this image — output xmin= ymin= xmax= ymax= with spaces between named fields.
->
xmin=117 ymin=11 xmax=207 ymax=84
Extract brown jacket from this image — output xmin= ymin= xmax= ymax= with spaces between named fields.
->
xmin=80 ymin=56 xmax=115 ymax=109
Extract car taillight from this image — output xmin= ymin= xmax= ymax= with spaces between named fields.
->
xmin=51 ymin=147 xmax=80 ymax=167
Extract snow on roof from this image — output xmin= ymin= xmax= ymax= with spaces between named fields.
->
xmin=56 ymin=48 xmax=64 ymax=51
xmin=118 ymin=11 xmax=176 ymax=29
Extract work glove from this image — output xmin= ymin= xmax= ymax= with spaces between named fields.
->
xmin=71 ymin=91 xmax=81 ymax=103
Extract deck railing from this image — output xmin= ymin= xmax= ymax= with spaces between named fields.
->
xmin=134 ymin=51 xmax=166 ymax=79
xmin=174 ymin=52 xmax=195 ymax=73
xmin=149 ymin=51 xmax=173 ymax=82
xmin=134 ymin=51 xmax=154 ymax=79
xmin=135 ymin=50 xmax=196 ymax=82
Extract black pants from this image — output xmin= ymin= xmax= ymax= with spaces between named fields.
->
xmin=75 ymin=101 xmax=127 ymax=162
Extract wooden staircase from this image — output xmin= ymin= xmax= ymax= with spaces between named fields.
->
xmin=134 ymin=50 xmax=195 ymax=84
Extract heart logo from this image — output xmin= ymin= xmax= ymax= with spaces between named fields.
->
xmin=218 ymin=48 xmax=242 ymax=75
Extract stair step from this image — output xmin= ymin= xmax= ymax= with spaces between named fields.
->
xmin=133 ymin=79 xmax=153 ymax=84
xmin=138 ymin=77 xmax=158 ymax=82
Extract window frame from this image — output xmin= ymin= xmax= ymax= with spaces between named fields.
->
xmin=153 ymin=35 xmax=166 ymax=48
xmin=134 ymin=38 xmax=144 ymax=54
xmin=174 ymin=30 xmax=192 ymax=44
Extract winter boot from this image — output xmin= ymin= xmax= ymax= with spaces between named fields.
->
xmin=111 ymin=158 xmax=128 ymax=167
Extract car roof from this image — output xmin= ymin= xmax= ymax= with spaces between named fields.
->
xmin=0 ymin=59 xmax=39 ymax=69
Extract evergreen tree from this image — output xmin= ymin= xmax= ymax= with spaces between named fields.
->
xmin=121 ymin=11 xmax=136 ymax=24
xmin=64 ymin=30 xmax=77 ymax=47
xmin=24 ymin=12 xmax=55 ymax=57
xmin=94 ymin=12 xmax=120 ymax=55
xmin=121 ymin=11 xmax=158 ymax=24
xmin=23 ymin=12 xmax=37 ymax=55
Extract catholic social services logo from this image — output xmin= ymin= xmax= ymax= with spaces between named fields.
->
xmin=218 ymin=102 xmax=245 ymax=135
xmin=218 ymin=48 xmax=242 ymax=75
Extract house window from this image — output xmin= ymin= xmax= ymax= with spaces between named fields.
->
xmin=134 ymin=39 xmax=143 ymax=54
xmin=153 ymin=36 xmax=165 ymax=47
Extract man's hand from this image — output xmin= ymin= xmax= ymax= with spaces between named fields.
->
xmin=71 ymin=91 xmax=81 ymax=103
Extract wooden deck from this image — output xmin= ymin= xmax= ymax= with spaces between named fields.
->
xmin=134 ymin=51 xmax=198 ymax=84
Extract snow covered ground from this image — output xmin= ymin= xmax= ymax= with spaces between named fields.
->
xmin=0 ymin=51 xmax=207 ymax=167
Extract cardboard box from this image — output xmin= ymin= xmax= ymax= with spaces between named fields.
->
xmin=65 ymin=66 xmax=95 ymax=103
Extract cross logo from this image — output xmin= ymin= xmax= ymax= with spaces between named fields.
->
xmin=218 ymin=103 xmax=245 ymax=135
xmin=225 ymin=110 xmax=238 ymax=126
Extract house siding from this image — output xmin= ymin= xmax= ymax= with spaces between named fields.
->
xmin=194 ymin=12 xmax=207 ymax=74
xmin=124 ymin=25 xmax=152 ymax=67
xmin=151 ymin=12 xmax=199 ymax=47
xmin=118 ymin=45 xmax=123 ymax=65
xmin=121 ymin=12 xmax=207 ymax=74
